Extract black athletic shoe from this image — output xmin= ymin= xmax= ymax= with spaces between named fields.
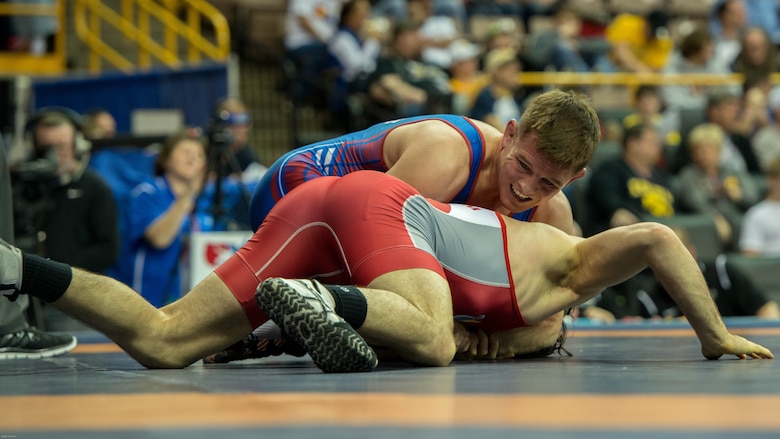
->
xmin=202 ymin=333 xmax=306 ymax=364
xmin=255 ymin=278 xmax=378 ymax=373
xmin=0 ymin=327 xmax=77 ymax=359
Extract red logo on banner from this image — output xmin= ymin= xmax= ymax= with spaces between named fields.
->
xmin=205 ymin=243 xmax=232 ymax=266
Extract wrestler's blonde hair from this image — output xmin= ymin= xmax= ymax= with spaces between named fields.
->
xmin=515 ymin=89 xmax=600 ymax=172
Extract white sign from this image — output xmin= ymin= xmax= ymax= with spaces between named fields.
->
xmin=188 ymin=231 xmax=253 ymax=288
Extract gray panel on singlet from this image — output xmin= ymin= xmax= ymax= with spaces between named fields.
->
xmin=402 ymin=196 xmax=510 ymax=287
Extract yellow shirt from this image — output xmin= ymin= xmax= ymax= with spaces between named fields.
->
xmin=606 ymin=14 xmax=673 ymax=71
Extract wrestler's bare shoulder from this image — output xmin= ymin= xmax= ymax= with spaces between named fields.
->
xmin=384 ymin=119 xmax=474 ymax=164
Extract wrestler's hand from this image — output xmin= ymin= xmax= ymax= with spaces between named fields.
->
xmin=453 ymin=324 xmax=511 ymax=360
xmin=701 ymin=333 xmax=774 ymax=360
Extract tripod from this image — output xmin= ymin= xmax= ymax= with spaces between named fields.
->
xmin=206 ymin=114 xmax=252 ymax=231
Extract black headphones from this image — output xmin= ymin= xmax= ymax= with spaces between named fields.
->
xmin=25 ymin=106 xmax=91 ymax=161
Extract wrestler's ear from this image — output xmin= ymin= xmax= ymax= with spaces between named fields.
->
xmin=566 ymin=168 xmax=587 ymax=185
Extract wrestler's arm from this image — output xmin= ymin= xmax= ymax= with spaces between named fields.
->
xmin=385 ymin=126 xmax=472 ymax=201
xmin=470 ymin=222 xmax=773 ymax=361
xmin=563 ymin=223 xmax=773 ymax=360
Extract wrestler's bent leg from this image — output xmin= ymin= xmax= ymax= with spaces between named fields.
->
xmin=359 ymin=268 xmax=457 ymax=367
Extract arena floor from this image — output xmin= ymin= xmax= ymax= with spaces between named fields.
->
xmin=3 ymin=318 xmax=780 ymax=439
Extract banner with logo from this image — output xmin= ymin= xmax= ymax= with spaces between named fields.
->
xmin=188 ymin=231 xmax=253 ymax=288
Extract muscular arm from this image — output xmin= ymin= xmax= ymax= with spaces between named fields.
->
xmin=562 ymin=223 xmax=772 ymax=359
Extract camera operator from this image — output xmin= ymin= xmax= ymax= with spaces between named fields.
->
xmin=202 ymin=98 xmax=266 ymax=231
xmin=211 ymin=98 xmax=266 ymax=181
xmin=1 ymin=142 xmax=77 ymax=359
xmin=11 ymin=108 xmax=119 ymax=273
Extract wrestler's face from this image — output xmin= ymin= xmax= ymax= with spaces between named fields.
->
xmin=499 ymin=131 xmax=583 ymax=213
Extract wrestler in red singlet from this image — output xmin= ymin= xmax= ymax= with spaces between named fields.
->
xmin=216 ymin=171 xmax=526 ymax=332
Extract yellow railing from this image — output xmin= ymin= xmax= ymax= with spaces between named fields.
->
xmin=73 ymin=0 xmax=230 ymax=73
xmin=518 ymin=72 xmax=780 ymax=86
xmin=0 ymin=1 xmax=67 ymax=75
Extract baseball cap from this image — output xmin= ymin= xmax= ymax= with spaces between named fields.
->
xmin=450 ymin=39 xmax=481 ymax=63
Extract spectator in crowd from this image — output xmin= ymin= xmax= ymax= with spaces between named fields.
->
xmin=372 ymin=0 xmax=466 ymax=31
xmin=735 ymin=74 xmax=772 ymax=137
xmin=580 ymin=123 xmax=676 ymax=319
xmin=203 ymin=98 xmax=265 ymax=230
xmin=623 ymin=85 xmax=681 ymax=165
xmin=448 ymin=38 xmax=486 ymax=116
xmin=12 ymin=108 xmax=119 ymax=273
xmin=470 ymin=47 xmax=525 ymax=130
xmin=115 ymin=131 xmax=207 ymax=307
xmin=661 ymin=27 xmax=735 ymax=114
xmin=326 ymin=0 xmax=383 ymax=118
xmin=709 ymin=0 xmax=747 ymax=68
xmin=1 ymin=141 xmax=77 ymax=360
xmin=468 ymin=0 xmax=563 ymax=37
xmin=366 ymin=20 xmax=452 ymax=121
xmin=751 ymin=86 xmax=780 ymax=172
xmin=711 ymin=0 xmax=780 ymax=46
xmin=83 ymin=108 xmax=117 ymax=140
xmin=482 ymin=17 xmax=520 ymax=50
xmin=210 ymin=97 xmax=264 ymax=181
xmin=596 ymin=9 xmax=673 ymax=73
xmin=284 ymin=0 xmax=341 ymax=100
xmin=731 ymin=26 xmax=780 ymax=87
xmin=408 ymin=0 xmax=462 ymax=70
xmin=672 ymin=90 xmax=762 ymax=174
xmin=585 ymin=123 xmax=677 ymax=236
xmin=522 ymin=6 xmax=590 ymax=73
xmin=740 ymin=157 xmax=780 ymax=256
xmin=676 ymin=123 xmax=760 ymax=249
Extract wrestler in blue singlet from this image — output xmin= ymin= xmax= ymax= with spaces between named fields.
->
xmin=248 ymin=115 xmax=534 ymax=230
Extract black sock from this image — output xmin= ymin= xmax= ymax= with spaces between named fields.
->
xmin=323 ymin=284 xmax=367 ymax=329
xmin=21 ymin=253 xmax=73 ymax=303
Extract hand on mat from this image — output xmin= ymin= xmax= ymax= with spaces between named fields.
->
xmin=454 ymin=323 xmax=513 ymax=361
xmin=701 ymin=334 xmax=774 ymax=360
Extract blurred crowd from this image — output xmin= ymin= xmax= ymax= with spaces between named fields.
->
xmin=280 ymin=0 xmax=780 ymax=321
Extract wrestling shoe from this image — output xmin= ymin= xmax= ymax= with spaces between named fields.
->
xmin=255 ymin=278 xmax=378 ymax=373
xmin=202 ymin=333 xmax=306 ymax=364
xmin=0 ymin=238 xmax=23 ymax=301
xmin=0 ymin=327 xmax=77 ymax=359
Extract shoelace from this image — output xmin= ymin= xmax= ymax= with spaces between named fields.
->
xmin=551 ymin=318 xmax=573 ymax=357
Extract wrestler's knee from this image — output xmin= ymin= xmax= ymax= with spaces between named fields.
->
xmin=125 ymin=317 xmax=195 ymax=369
xmin=413 ymin=323 xmax=457 ymax=367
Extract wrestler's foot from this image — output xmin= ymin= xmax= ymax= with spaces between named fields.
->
xmin=255 ymin=278 xmax=378 ymax=373
xmin=202 ymin=333 xmax=306 ymax=364
xmin=0 ymin=238 xmax=23 ymax=301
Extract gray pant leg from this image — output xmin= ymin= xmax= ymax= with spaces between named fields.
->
xmin=0 ymin=144 xmax=30 ymax=333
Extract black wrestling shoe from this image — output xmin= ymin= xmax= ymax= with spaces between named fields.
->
xmin=0 ymin=238 xmax=23 ymax=301
xmin=255 ymin=278 xmax=378 ymax=373
xmin=202 ymin=333 xmax=306 ymax=364
xmin=0 ymin=327 xmax=77 ymax=360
